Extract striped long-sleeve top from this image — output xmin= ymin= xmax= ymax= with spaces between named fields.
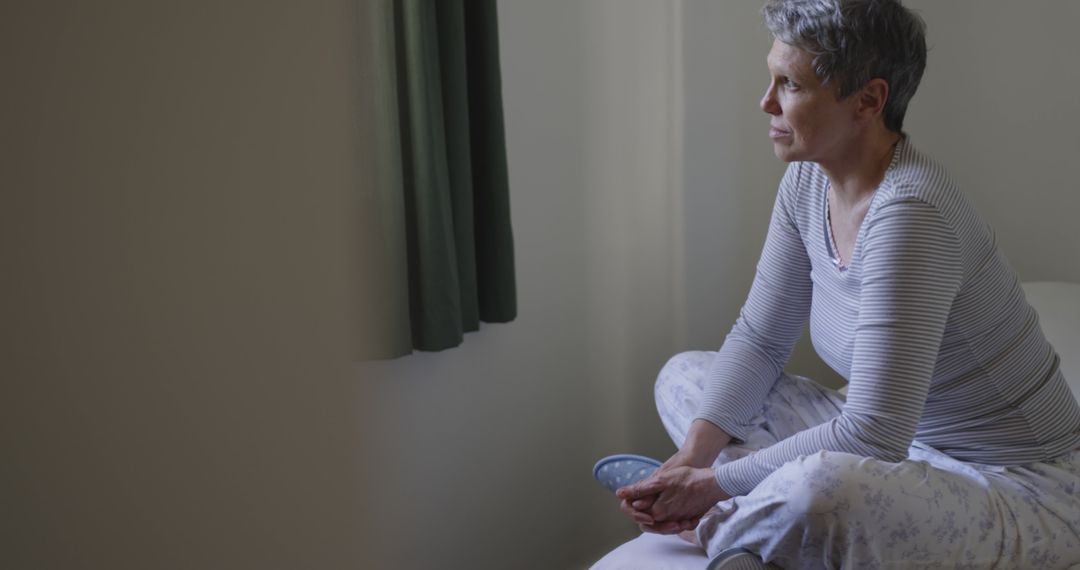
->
xmin=700 ymin=137 xmax=1080 ymax=496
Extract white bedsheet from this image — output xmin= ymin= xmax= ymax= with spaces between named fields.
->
xmin=589 ymin=532 xmax=708 ymax=570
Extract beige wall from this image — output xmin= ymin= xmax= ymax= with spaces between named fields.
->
xmin=3 ymin=1 xmax=367 ymax=568
xmin=5 ymin=1 xmax=1079 ymax=569
xmin=904 ymin=0 xmax=1080 ymax=283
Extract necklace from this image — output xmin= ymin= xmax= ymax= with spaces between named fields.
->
xmin=827 ymin=136 xmax=902 ymax=268
xmin=826 ymin=195 xmax=851 ymax=268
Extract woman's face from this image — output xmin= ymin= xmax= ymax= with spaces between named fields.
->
xmin=761 ymin=40 xmax=859 ymax=164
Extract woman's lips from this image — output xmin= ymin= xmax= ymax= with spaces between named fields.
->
xmin=770 ymin=127 xmax=791 ymax=139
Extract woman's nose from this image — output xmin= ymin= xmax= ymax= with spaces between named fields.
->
xmin=760 ymin=84 xmax=780 ymax=115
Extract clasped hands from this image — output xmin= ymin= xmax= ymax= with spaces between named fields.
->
xmin=616 ymin=420 xmax=734 ymax=535
xmin=616 ymin=457 xmax=731 ymax=535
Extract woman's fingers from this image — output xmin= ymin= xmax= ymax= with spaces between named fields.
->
xmin=616 ymin=478 xmax=664 ymax=501
xmin=631 ymin=495 xmax=656 ymax=511
xmin=620 ymin=499 xmax=655 ymax=525
xmin=644 ymin=466 xmax=721 ymax=523
xmin=616 ymin=464 xmax=715 ymax=537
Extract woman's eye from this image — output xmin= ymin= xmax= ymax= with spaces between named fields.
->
xmin=782 ymin=77 xmax=799 ymax=90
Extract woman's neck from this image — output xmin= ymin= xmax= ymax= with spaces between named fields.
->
xmin=820 ymin=129 xmax=902 ymax=208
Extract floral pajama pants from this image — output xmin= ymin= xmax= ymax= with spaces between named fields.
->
xmin=657 ymin=351 xmax=1080 ymax=569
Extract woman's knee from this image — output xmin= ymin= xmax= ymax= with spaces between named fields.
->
xmin=765 ymin=452 xmax=869 ymax=518
xmin=654 ymin=351 xmax=713 ymax=418
xmin=654 ymin=351 xmax=712 ymax=394
xmin=697 ymin=453 xmax=871 ymax=563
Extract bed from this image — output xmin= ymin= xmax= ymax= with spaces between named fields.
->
xmin=590 ymin=281 xmax=1080 ymax=569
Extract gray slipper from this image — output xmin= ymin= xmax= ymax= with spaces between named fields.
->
xmin=706 ymin=547 xmax=779 ymax=570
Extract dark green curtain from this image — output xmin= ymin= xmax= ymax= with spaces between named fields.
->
xmin=364 ymin=0 xmax=516 ymax=359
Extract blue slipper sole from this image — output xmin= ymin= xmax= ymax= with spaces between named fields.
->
xmin=592 ymin=454 xmax=662 ymax=492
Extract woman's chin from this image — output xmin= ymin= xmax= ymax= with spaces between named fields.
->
xmin=772 ymin=145 xmax=797 ymax=162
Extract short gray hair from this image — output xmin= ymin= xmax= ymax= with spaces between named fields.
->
xmin=762 ymin=0 xmax=927 ymax=133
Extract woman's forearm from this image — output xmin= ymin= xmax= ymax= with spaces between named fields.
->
xmin=674 ymin=419 xmax=732 ymax=468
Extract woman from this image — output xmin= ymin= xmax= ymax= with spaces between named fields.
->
xmin=597 ymin=0 xmax=1080 ymax=568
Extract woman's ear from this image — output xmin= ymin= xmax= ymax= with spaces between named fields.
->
xmin=857 ymin=78 xmax=889 ymax=120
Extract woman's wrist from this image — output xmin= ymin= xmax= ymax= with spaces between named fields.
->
xmin=676 ymin=419 xmax=732 ymax=468
xmin=702 ymin=467 xmax=732 ymax=504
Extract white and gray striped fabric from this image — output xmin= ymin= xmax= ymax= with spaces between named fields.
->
xmin=699 ymin=137 xmax=1080 ymax=496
